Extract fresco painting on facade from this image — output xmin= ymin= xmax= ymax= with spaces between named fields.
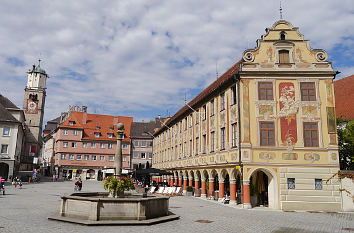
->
xmin=153 ymin=20 xmax=342 ymax=212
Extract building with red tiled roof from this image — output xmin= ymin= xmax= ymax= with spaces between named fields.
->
xmin=334 ymin=75 xmax=354 ymax=120
xmin=48 ymin=106 xmax=133 ymax=180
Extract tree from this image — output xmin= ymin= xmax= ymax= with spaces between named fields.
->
xmin=337 ymin=118 xmax=354 ymax=170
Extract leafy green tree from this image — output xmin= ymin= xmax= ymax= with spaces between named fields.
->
xmin=337 ymin=118 xmax=354 ymax=170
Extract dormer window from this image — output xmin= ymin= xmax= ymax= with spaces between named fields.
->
xmin=108 ymin=133 xmax=113 ymax=138
xmin=280 ymin=31 xmax=286 ymax=40
xmin=95 ymin=132 xmax=100 ymax=138
xmin=279 ymin=50 xmax=290 ymax=63
xmin=69 ymin=121 xmax=75 ymax=126
xmin=96 ymin=126 xmax=101 ymax=129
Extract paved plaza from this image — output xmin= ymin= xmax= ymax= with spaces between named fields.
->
xmin=0 ymin=180 xmax=353 ymax=233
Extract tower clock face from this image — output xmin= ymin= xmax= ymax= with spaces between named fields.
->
xmin=26 ymin=100 xmax=38 ymax=114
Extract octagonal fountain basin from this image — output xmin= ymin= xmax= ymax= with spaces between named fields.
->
xmin=48 ymin=192 xmax=179 ymax=225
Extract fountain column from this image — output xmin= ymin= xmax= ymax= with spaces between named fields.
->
xmin=114 ymin=123 xmax=125 ymax=176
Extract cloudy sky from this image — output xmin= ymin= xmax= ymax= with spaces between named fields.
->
xmin=0 ymin=0 xmax=353 ymax=123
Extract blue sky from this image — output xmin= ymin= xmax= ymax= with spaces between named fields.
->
xmin=0 ymin=0 xmax=353 ymax=123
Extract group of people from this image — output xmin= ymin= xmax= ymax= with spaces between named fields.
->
xmin=12 ymin=177 xmax=23 ymax=189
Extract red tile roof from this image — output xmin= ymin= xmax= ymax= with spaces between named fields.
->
xmin=334 ymin=75 xmax=354 ymax=120
xmin=59 ymin=111 xmax=133 ymax=141
xmin=154 ymin=60 xmax=242 ymax=135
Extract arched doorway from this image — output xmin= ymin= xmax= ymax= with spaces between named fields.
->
xmin=97 ymin=170 xmax=103 ymax=181
xmin=249 ymin=168 xmax=279 ymax=209
xmin=86 ymin=169 xmax=95 ymax=180
xmin=0 ymin=163 xmax=9 ymax=180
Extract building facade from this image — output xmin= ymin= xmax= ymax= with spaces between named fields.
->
xmin=130 ymin=118 xmax=162 ymax=169
xmin=0 ymin=95 xmax=25 ymax=180
xmin=50 ymin=106 xmax=133 ymax=180
xmin=153 ymin=20 xmax=341 ymax=211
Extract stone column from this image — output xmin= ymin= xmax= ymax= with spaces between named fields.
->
xmin=242 ymin=180 xmax=251 ymax=209
xmin=178 ymin=177 xmax=183 ymax=187
xmin=183 ymin=177 xmax=188 ymax=194
xmin=230 ymin=179 xmax=237 ymax=204
xmin=114 ymin=123 xmax=125 ymax=176
xmin=209 ymin=178 xmax=214 ymax=198
xmin=195 ymin=178 xmax=200 ymax=190
xmin=201 ymin=178 xmax=207 ymax=198
xmin=188 ymin=177 xmax=193 ymax=187
xmin=218 ymin=179 xmax=225 ymax=201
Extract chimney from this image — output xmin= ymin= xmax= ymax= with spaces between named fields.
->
xmin=82 ymin=106 xmax=87 ymax=113
xmin=82 ymin=111 xmax=87 ymax=125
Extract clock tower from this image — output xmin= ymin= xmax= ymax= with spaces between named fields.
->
xmin=23 ymin=61 xmax=48 ymax=148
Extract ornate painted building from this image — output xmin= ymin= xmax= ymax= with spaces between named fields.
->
xmin=152 ymin=20 xmax=341 ymax=211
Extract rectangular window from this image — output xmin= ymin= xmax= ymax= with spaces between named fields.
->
xmin=232 ymin=123 xmax=237 ymax=148
xmin=149 ymin=153 xmax=152 ymax=159
xmin=141 ymin=153 xmax=146 ymax=159
xmin=196 ymin=137 xmax=199 ymax=155
xmin=133 ymin=152 xmax=138 ymax=158
xmin=221 ymin=127 xmax=225 ymax=150
xmin=122 ymin=144 xmax=128 ymax=149
xmin=210 ymin=131 xmax=215 ymax=152
xmin=190 ymin=114 xmax=193 ymax=127
xmin=69 ymin=154 xmax=74 ymax=160
xmin=141 ymin=141 xmax=147 ymax=147
xmin=71 ymin=142 xmax=77 ymax=148
xmin=91 ymin=142 xmax=96 ymax=148
xmin=84 ymin=155 xmax=89 ymax=160
xmin=202 ymin=135 xmax=206 ymax=154
xmin=91 ymin=155 xmax=97 ymax=161
xmin=134 ymin=141 xmax=139 ymax=147
xmin=61 ymin=154 xmax=66 ymax=160
xmin=258 ymin=82 xmax=273 ymax=100
xmin=82 ymin=142 xmax=88 ymax=148
xmin=184 ymin=142 xmax=187 ymax=157
xmin=210 ymin=99 xmax=214 ymax=116
xmin=260 ymin=122 xmax=275 ymax=146
xmin=100 ymin=155 xmax=105 ymax=161
xmin=76 ymin=154 xmax=82 ymax=160
xmin=63 ymin=142 xmax=68 ymax=148
xmin=63 ymin=129 xmax=68 ymax=135
xmin=122 ymin=156 xmax=126 ymax=162
xmin=108 ymin=133 xmax=113 ymax=138
xmin=185 ymin=118 xmax=187 ymax=130
xmin=108 ymin=143 xmax=113 ymax=149
xmin=196 ymin=110 xmax=199 ymax=124
xmin=220 ymin=93 xmax=225 ymax=111
xmin=109 ymin=156 xmax=114 ymax=161
xmin=231 ymin=85 xmax=237 ymax=105
xmin=279 ymin=50 xmax=290 ymax=63
xmin=100 ymin=143 xmax=105 ymax=149
xmin=303 ymin=122 xmax=319 ymax=147
xmin=3 ymin=126 xmax=10 ymax=136
xmin=73 ymin=130 xmax=78 ymax=136
xmin=287 ymin=178 xmax=295 ymax=189
xmin=149 ymin=141 xmax=153 ymax=147
xmin=202 ymin=105 xmax=207 ymax=120
xmin=300 ymin=82 xmax=316 ymax=101
xmin=315 ymin=179 xmax=323 ymax=190
xmin=190 ymin=139 xmax=192 ymax=155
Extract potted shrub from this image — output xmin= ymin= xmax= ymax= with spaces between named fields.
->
xmin=103 ymin=176 xmax=135 ymax=198
xmin=194 ymin=188 xmax=201 ymax=197
xmin=186 ymin=186 xmax=193 ymax=196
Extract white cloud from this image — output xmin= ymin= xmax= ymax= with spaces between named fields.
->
xmin=0 ymin=0 xmax=353 ymax=123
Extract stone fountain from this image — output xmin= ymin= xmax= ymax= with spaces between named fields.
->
xmin=48 ymin=123 xmax=178 ymax=225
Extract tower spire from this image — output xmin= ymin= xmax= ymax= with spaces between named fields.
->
xmin=279 ymin=1 xmax=283 ymax=20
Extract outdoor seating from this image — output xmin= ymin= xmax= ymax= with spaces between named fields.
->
xmin=167 ymin=186 xmax=176 ymax=196
xmin=172 ymin=187 xmax=183 ymax=196
xmin=163 ymin=187 xmax=171 ymax=195
xmin=156 ymin=186 xmax=165 ymax=194
xmin=148 ymin=186 xmax=156 ymax=194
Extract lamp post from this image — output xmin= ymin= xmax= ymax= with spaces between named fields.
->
xmin=114 ymin=123 xmax=124 ymax=176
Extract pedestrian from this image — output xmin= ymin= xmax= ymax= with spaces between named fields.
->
xmin=75 ymin=178 xmax=82 ymax=191
xmin=19 ymin=180 xmax=22 ymax=189
xmin=53 ymin=174 xmax=55 ymax=182
xmin=55 ymin=174 xmax=58 ymax=181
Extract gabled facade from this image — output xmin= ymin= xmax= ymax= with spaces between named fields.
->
xmin=153 ymin=20 xmax=341 ymax=211
xmin=50 ymin=106 xmax=133 ymax=180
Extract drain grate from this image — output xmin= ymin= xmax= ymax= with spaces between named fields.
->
xmin=343 ymin=228 xmax=354 ymax=232
xmin=169 ymin=206 xmax=181 ymax=208
xmin=195 ymin=220 xmax=213 ymax=223
xmin=307 ymin=211 xmax=320 ymax=213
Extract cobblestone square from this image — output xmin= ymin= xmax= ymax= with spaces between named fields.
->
xmin=0 ymin=181 xmax=353 ymax=233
